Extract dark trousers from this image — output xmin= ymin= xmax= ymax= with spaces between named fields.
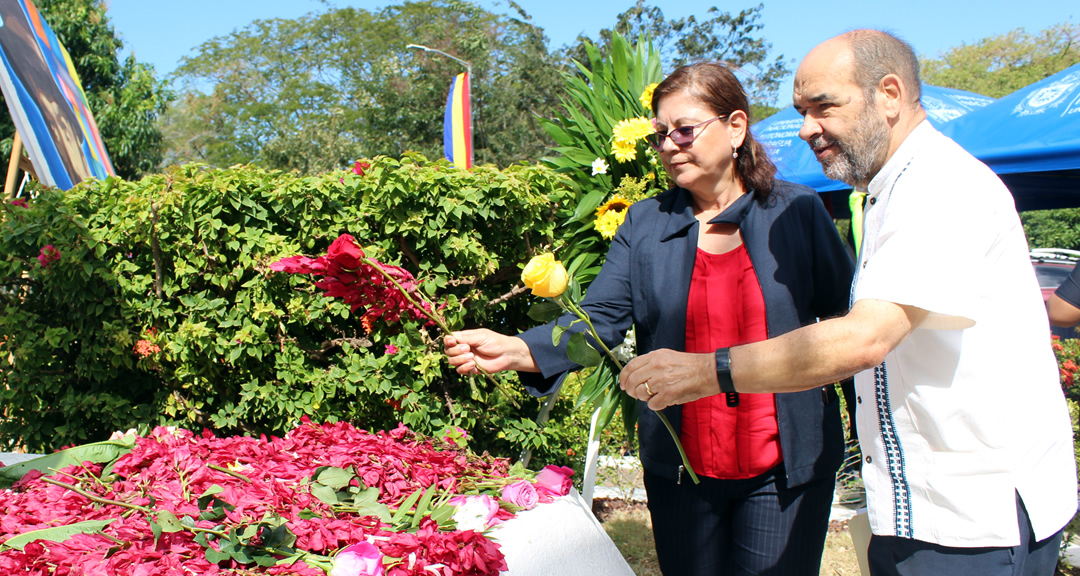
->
xmin=644 ymin=465 xmax=834 ymax=576
xmin=868 ymin=493 xmax=1062 ymax=576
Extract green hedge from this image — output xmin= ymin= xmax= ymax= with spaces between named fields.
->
xmin=0 ymin=155 xmax=599 ymax=469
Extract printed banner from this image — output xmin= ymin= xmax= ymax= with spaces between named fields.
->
xmin=0 ymin=0 xmax=114 ymax=190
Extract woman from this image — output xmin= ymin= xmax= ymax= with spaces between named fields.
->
xmin=445 ymin=62 xmax=853 ymax=575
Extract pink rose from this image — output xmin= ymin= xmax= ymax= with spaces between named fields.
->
xmin=534 ymin=465 xmax=574 ymax=500
xmin=330 ymin=541 xmax=384 ymax=576
xmin=501 ymin=480 xmax=539 ymax=510
xmin=448 ymin=494 xmax=501 ymax=532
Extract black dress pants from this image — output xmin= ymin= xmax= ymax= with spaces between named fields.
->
xmin=644 ymin=464 xmax=834 ymax=576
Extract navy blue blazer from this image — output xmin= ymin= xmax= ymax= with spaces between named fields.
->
xmin=519 ymin=180 xmax=855 ymax=487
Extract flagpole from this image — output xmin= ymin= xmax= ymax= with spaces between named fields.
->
xmin=406 ymin=44 xmax=473 ymax=168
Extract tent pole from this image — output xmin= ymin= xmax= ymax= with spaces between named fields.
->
xmin=5 ymin=131 xmax=23 ymax=200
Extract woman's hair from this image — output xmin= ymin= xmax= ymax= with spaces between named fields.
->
xmin=651 ymin=62 xmax=776 ymax=200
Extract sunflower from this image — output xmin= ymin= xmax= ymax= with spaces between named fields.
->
xmin=594 ymin=195 xmax=633 ymax=239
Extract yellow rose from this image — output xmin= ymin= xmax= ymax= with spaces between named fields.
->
xmin=521 ymin=253 xmax=569 ymax=298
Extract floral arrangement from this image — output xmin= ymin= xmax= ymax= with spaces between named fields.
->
xmin=0 ymin=419 xmax=574 ymax=575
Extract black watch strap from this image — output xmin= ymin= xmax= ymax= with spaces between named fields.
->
xmin=715 ymin=347 xmax=736 ymax=394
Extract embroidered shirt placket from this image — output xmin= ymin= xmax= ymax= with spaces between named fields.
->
xmin=857 ymin=161 xmax=915 ymax=539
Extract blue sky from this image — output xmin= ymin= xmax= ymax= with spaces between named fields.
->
xmin=106 ymin=0 xmax=1076 ymax=106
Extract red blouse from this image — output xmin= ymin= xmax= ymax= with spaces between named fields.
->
xmin=681 ymin=245 xmax=782 ymax=479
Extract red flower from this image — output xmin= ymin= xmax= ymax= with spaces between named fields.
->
xmin=353 ymin=161 xmax=372 ymax=176
xmin=133 ymin=339 xmax=161 ymax=358
xmin=1063 ymin=360 xmax=1077 ymax=373
xmin=37 ymin=244 xmax=60 ymax=268
xmin=271 ymin=234 xmax=434 ymax=326
xmin=9 ymin=198 xmax=27 ymax=208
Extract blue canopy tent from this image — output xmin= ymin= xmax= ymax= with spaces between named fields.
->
xmin=752 ymin=84 xmax=994 ymax=218
xmin=940 ymin=63 xmax=1080 ymax=211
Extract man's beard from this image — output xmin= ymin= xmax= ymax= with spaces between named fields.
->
xmin=809 ymin=107 xmax=890 ymax=187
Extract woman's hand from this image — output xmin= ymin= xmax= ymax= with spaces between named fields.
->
xmin=619 ymin=348 xmax=719 ymax=410
xmin=443 ymin=329 xmax=538 ymax=375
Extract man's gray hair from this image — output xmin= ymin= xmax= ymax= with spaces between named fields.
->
xmin=847 ymin=30 xmax=921 ymax=106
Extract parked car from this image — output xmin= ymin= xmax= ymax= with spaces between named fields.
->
xmin=1031 ymin=248 xmax=1080 ymax=339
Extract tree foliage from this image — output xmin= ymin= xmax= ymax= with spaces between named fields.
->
xmin=163 ymin=0 xmax=565 ymax=172
xmin=562 ymin=1 xmax=791 ymax=106
xmin=0 ymin=0 xmax=171 ymax=185
xmin=920 ymin=22 xmax=1080 ymax=98
xmin=1022 ymin=208 xmax=1080 ymax=250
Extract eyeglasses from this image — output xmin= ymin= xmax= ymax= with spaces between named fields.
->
xmin=645 ymin=115 xmax=727 ymax=151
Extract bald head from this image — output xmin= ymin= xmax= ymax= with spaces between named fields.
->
xmin=804 ymin=30 xmax=922 ymax=108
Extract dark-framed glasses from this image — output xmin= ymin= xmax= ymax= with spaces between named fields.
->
xmin=645 ymin=115 xmax=727 ymax=151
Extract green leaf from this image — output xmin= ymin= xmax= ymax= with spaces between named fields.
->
xmin=313 ymin=466 xmax=355 ymax=490
xmin=391 ymin=489 xmax=423 ymax=525
xmin=155 ymin=510 xmax=184 ymax=533
xmin=310 ymin=483 xmax=340 ymax=506
xmin=528 ymin=300 xmax=562 ymax=323
xmin=352 ymin=487 xmax=392 ymax=522
xmin=551 ymin=324 xmax=568 ymax=347
xmin=2 ymin=519 xmax=116 ymax=551
xmin=410 ymin=485 xmax=437 ymax=529
xmin=428 ymin=503 xmax=456 ymax=528
xmin=205 ymin=545 xmax=233 ymax=565
xmin=566 ymin=332 xmax=602 ymax=367
xmin=0 ymin=440 xmax=134 ymax=486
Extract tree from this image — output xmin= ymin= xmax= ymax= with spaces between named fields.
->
xmin=0 ymin=0 xmax=171 ymax=185
xmin=561 ymin=1 xmax=791 ymax=107
xmin=164 ymin=0 xmax=566 ymax=172
xmin=920 ymin=22 xmax=1080 ymax=98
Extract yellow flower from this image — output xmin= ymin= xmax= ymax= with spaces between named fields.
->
xmin=521 ymin=253 xmax=569 ymax=298
xmin=595 ymin=210 xmax=627 ymax=240
xmin=595 ymin=196 xmax=632 ymax=239
xmin=639 ymin=83 xmax=659 ymax=111
xmin=612 ymin=140 xmax=638 ymax=163
xmin=612 ymin=117 xmax=654 ymax=143
xmin=610 ymin=117 xmax=653 ymax=163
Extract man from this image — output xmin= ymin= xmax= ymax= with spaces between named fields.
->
xmin=621 ymin=30 xmax=1077 ymax=575
xmin=1049 ymin=261 xmax=1080 ymax=327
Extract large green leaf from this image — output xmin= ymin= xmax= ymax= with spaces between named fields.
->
xmin=2 ymin=519 xmax=116 ymax=551
xmin=0 ymin=440 xmax=134 ymax=486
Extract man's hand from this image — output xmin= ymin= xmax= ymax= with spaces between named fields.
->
xmin=619 ymin=349 xmax=718 ymax=411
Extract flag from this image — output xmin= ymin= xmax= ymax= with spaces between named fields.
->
xmin=442 ymin=72 xmax=471 ymax=169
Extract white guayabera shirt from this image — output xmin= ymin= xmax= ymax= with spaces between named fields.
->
xmin=851 ymin=122 xmax=1077 ymax=547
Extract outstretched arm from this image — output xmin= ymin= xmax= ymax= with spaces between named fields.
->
xmin=444 ymin=329 xmax=539 ymax=375
xmin=620 ymin=299 xmax=928 ymax=410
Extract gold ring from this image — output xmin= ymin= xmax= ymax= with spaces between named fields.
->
xmin=644 ymin=381 xmax=655 ymax=397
